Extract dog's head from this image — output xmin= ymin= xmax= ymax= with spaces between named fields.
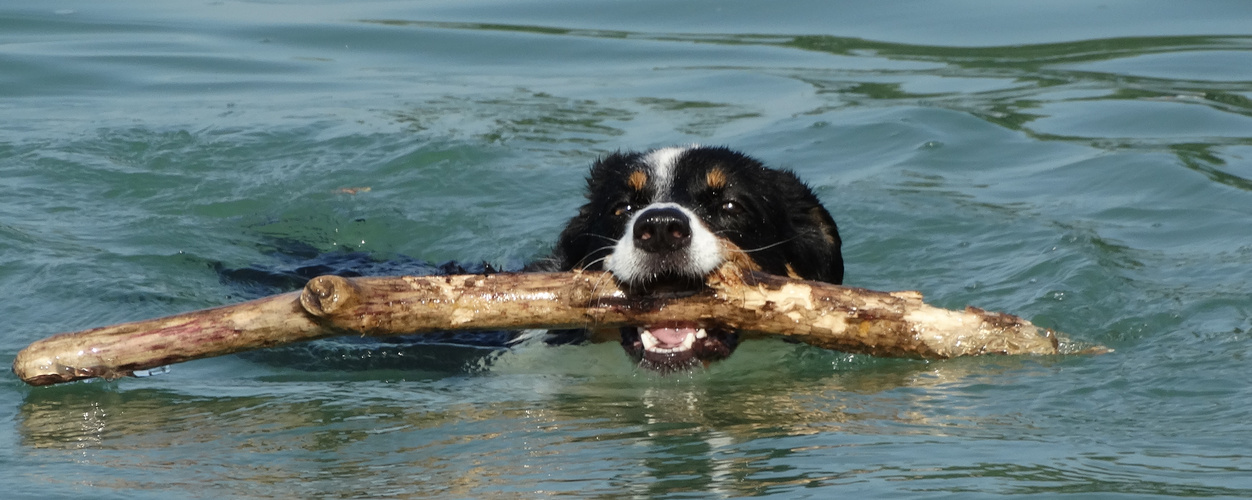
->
xmin=556 ymin=146 xmax=843 ymax=372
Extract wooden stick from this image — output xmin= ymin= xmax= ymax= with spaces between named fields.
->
xmin=12 ymin=292 xmax=329 ymax=386
xmin=13 ymin=265 xmax=1065 ymax=386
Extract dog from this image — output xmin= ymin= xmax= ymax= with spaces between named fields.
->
xmin=222 ymin=146 xmax=842 ymax=373
xmin=530 ymin=145 xmax=844 ymax=372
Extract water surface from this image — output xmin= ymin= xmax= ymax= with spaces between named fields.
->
xmin=3 ymin=1 xmax=1252 ymax=498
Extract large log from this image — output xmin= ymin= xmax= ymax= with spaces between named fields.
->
xmin=13 ymin=265 xmax=1065 ymax=386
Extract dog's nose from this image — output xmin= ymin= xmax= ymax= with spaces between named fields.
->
xmin=633 ymin=207 xmax=692 ymax=253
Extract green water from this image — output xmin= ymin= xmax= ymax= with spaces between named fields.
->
xmin=4 ymin=1 xmax=1252 ymax=498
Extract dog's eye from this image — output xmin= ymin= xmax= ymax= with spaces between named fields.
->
xmin=720 ymin=200 xmax=743 ymax=214
xmin=613 ymin=202 xmax=635 ymax=217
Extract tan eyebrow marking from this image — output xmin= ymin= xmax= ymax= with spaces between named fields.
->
xmin=628 ymin=170 xmax=648 ymax=191
xmin=706 ymin=168 xmax=727 ymax=189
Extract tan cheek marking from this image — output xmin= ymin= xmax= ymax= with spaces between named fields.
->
xmin=809 ymin=206 xmax=838 ymax=245
xmin=706 ymin=168 xmax=727 ymax=189
xmin=628 ymin=170 xmax=648 ymax=191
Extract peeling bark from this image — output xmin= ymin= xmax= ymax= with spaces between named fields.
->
xmin=14 ymin=265 xmax=1068 ymax=386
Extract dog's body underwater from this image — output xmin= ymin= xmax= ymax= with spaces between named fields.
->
xmin=529 ymin=145 xmax=844 ymax=372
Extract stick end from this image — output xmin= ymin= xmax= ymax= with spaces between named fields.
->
xmin=12 ymin=348 xmax=111 ymax=386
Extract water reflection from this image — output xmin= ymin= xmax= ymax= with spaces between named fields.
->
xmin=17 ymin=349 xmax=1061 ymax=495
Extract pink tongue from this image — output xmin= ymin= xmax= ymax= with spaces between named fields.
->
xmin=650 ymin=326 xmax=697 ymax=347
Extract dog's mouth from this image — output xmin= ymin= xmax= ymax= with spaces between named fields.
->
xmin=609 ymin=255 xmax=738 ymax=371
xmin=620 ymin=321 xmax=738 ymax=373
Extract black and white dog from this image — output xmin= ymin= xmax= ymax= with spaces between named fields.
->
xmin=225 ymin=145 xmax=842 ymax=373
xmin=532 ymin=145 xmax=844 ymax=372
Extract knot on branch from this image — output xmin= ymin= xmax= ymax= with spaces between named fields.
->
xmin=301 ymin=275 xmax=360 ymax=318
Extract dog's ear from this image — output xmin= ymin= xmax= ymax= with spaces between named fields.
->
xmin=549 ymin=152 xmax=636 ymax=272
xmin=551 ymin=203 xmax=597 ymax=271
xmin=798 ymin=203 xmax=844 ymax=284
xmin=779 ymin=173 xmax=844 ymax=285
xmin=583 ymin=151 xmax=633 ymax=200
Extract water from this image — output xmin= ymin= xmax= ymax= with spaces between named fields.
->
xmin=3 ymin=1 xmax=1252 ymax=498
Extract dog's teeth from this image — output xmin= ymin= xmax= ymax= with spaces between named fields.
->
xmin=641 ymin=330 xmax=658 ymax=351
xmin=639 ymin=328 xmax=704 ymax=354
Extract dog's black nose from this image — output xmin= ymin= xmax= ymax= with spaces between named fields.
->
xmin=633 ymin=207 xmax=692 ymax=253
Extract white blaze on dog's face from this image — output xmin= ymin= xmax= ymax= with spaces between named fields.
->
xmin=553 ymin=146 xmax=844 ymax=372
xmin=605 ymin=148 xmax=728 ymax=286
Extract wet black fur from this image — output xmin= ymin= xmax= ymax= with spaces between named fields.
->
xmin=541 ymin=146 xmax=844 ymax=286
xmin=222 ymin=147 xmax=843 ymax=372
